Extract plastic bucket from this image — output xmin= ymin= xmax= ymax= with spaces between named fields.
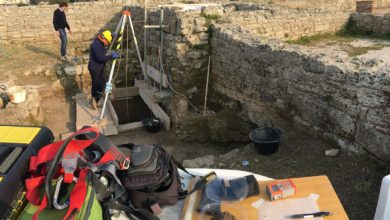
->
xmin=142 ymin=117 xmax=161 ymax=133
xmin=249 ymin=127 xmax=281 ymax=155
xmin=8 ymin=86 xmax=27 ymax=104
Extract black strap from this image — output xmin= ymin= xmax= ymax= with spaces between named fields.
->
xmin=171 ymin=157 xmax=196 ymax=178
xmin=108 ymin=202 xmax=159 ymax=220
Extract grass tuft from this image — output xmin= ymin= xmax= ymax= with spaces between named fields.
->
xmin=347 ymin=44 xmax=386 ymax=57
xmin=285 ymin=33 xmax=349 ymax=45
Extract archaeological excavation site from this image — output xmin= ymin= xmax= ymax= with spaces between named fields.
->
xmin=1 ymin=0 xmax=390 ymax=219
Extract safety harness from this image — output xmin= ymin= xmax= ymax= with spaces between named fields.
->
xmin=25 ymin=127 xmax=129 ymax=220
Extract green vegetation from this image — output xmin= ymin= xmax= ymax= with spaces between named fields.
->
xmin=200 ymin=13 xmax=220 ymax=21
xmin=347 ymin=44 xmax=386 ymax=57
xmin=17 ymin=3 xmax=29 ymax=7
xmin=285 ymin=33 xmax=352 ymax=45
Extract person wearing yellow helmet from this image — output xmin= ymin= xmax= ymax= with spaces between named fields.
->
xmin=87 ymin=30 xmax=119 ymax=109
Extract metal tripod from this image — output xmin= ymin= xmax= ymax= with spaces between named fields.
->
xmin=100 ymin=9 xmax=145 ymax=120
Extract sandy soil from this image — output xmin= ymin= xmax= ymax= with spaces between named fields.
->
xmin=0 ymin=43 xmax=80 ymax=137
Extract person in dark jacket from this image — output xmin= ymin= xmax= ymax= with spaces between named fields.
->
xmin=88 ymin=30 xmax=119 ymax=110
xmin=53 ymin=2 xmax=71 ymax=61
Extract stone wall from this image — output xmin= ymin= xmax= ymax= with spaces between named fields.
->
xmin=239 ymin=0 xmax=390 ymax=11
xmin=0 ymin=0 xmax=28 ymax=5
xmin=129 ymin=5 xmax=211 ymax=91
xmin=221 ymin=4 xmax=350 ymax=40
xmin=0 ymin=2 xmax=124 ymax=44
xmin=349 ymin=13 xmax=390 ymax=35
xmin=211 ymin=25 xmax=390 ymax=161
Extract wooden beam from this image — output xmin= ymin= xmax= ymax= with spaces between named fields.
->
xmin=107 ymin=100 xmax=119 ymax=128
xmin=118 ymin=121 xmax=144 ymax=133
xmin=137 ymin=81 xmax=171 ymax=130
xmin=112 ymin=87 xmax=139 ymax=99
xmin=141 ymin=62 xmax=169 ymax=88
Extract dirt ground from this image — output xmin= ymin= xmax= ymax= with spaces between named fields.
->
xmin=1 ymin=43 xmax=389 ymax=220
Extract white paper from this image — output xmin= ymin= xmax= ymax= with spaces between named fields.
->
xmin=257 ymin=197 xmax=323 ymax=220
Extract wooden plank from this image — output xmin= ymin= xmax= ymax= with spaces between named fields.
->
xmin=141 ymin=62 xmax=169 ymax=88
xmin=153 ymin=89 xmax=172 ymax=103
xmin=112 ymin=87 xmax=139 ymax=99
xmin=102 ymin=123 xmax=118 ymax=136
xmin=75 ymin=93 xmax=118 ymax=135
xmin=118 ymin=121 xmax=144 ymax=133
xmin=76 ymin=93 xmax=100 ymax=130
xmin=138 ymin=82 xmax=171 ymax=130
xmin=107 ymin=100 xmax=119 ymax=128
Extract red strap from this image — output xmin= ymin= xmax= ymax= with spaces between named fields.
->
xmin=96 ymin=151 xmax=116 ymax=166
xmin=32 ymin=194 xmax=48 ymax=220
xmin=29 ymin=141 xmax=64 ymax=172
xmin=30 ymin=127 xmax=100 ymax=172
xmin=95 ymin=147 xmax=130 ymax=170
xmin=64 ymin=173 xmax=74 ymax=184
xmin=63 ymin=170 xmax=88 ymax=220
xmin=25 ymin=176 xmax=45 ymax=205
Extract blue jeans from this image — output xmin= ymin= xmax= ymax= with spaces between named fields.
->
xmin=59 ymin=28 xmax=67 ymax=57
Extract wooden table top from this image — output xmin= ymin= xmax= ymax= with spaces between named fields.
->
xmin=181 ymin=175 xmax=349 ymax=220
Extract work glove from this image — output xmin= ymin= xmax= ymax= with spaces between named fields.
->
xmin=105 ymin=82 xmax=113 ymax=93
xmin=112 ymin=52 xmax=120 ymax=59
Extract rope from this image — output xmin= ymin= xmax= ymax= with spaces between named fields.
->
xmin=157 ymin=50 xmax=201 ymax=113
xmin=125 ymin=20 xmax=130 ymax=121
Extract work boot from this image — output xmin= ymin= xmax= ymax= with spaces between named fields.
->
xmin=60 ymin=55 xmax=69 ymax=62
xmin=97 ymin=98 xmax=104 ymax=107
xmin=88 ymin=95 xmax=97 ymax=110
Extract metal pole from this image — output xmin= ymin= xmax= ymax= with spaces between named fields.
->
xmin=109 ymin=15 xmax=124 ymax=52
xmin=128 ymin=14 xmax=147 ymax=79
xmin=100 ymin=12 xmax=127 ymax=120
xmin=203 ymin=56 xmax=211 ymax=117
xmin=159 ymin=7 xmax=164 ymax=92
xmin=144 ymin=0 xmax=148 ymax=80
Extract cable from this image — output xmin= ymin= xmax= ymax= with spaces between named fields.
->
xmin=157 ymin=50 xmax=202 ymax=113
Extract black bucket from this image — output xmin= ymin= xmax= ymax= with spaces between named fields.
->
xmin=249 ymin=127 xmax=281 ymax=155
xmin=142 ymin=117 xmax=161 ymax=133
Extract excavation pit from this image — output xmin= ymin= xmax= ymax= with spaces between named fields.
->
xmin=111 ymin=96 xmax=151 ymax=125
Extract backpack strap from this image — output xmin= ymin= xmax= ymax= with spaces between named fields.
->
xmin=171 ymin=157 xmax=196 ymax=178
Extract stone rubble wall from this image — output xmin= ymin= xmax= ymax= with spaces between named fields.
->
xmin=236 ymin=0 xmax=390 ymax=11
xmin=0 ymin=2 xmax=125 ymax=44
xmin=211 ymin=25 xmax=390 ymax=161
xmin=349 ymin=13 xmax=390 ymax=35
xmin=129 ymin=6 xmax=211 ymax=91
xmin=221 ymin=5 xmax=350 ymax=40
xmin=0 ymin=0 xmax=29 ymax=5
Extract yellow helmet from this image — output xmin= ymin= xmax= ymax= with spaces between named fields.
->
xmin=102 ymin=30 xmax=112 ymax=44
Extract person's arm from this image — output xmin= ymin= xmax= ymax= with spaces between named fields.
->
xmin=92 ymin=43 xmax=112 ymax=63
xmin=64 ymin=13 xmax=71 ymax=33
xmin=53 ymin=10 xmax=59 ymax=31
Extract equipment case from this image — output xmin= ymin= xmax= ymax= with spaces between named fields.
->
xmin=0 ymin=126 xmax=54 ymax=219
